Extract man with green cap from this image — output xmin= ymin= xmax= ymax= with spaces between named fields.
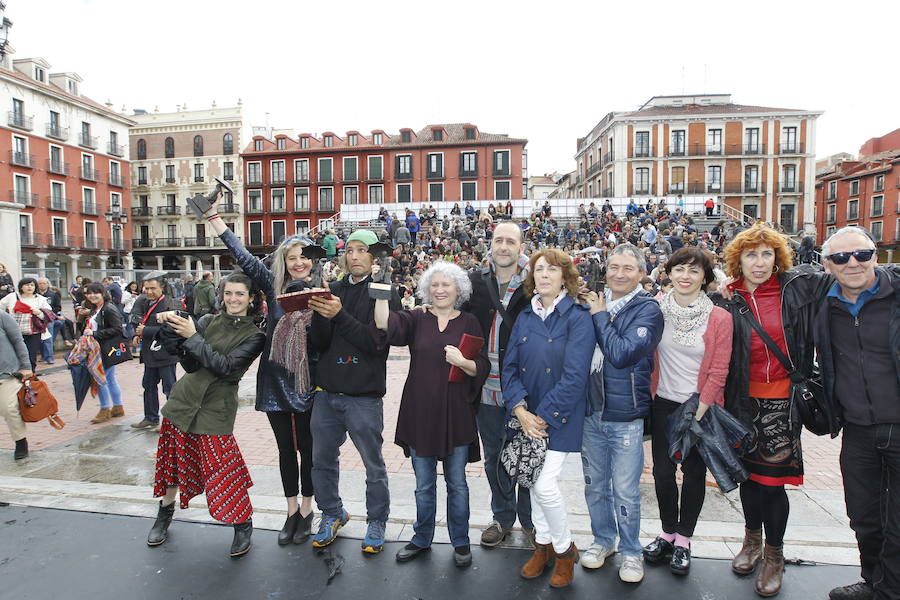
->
xmin=307 ymin=229 xmax=401 ymax=555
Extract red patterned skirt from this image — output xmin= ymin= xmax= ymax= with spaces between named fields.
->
xmin=153 ymin=419 xmax=253 ymax=524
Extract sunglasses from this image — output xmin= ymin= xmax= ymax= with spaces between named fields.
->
xmin=825 ymin=249 xmax=875 ymax=265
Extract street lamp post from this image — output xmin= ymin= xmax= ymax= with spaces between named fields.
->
xmin=104 ymin=207 xmax=128 ymax=272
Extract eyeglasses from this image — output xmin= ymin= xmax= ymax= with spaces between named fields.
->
xmin=824 ymin=249 xmax=875 ymax=265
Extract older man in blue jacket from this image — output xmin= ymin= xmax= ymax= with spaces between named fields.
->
xmin=581 ymin=243 xmax=664 ymax=584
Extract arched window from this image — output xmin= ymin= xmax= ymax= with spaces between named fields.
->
xmin=136 ymin=139 xmax=146 ymax=160
xmin=193 ymin=135 xmax=203 ymax=157
xmin=164 ymin=137 xmax=174 ymax=158
xmin=223 ymin=133 xmax=233 ymax=155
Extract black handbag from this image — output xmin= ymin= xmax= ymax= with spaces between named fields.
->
xmin=739 ymin=310 xmax=831 ymax=436
xmin=99 ymin=332 xmax=133 ymax=368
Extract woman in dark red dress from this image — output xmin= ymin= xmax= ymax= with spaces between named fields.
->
xmin=372 ymin=260 xmax=489 ymax=568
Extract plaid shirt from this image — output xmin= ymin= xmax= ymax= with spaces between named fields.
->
xmin=481 ymin=256 xmax=529 ymax=407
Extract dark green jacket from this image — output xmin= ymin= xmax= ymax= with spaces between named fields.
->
xmin=193 ymin=279 xmax=217 ymax=317
xmin=162 ymin=313 xmax=265 ymax=435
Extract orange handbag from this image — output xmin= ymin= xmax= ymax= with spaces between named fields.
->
xmin=17 ymin=375 xmax=65 ymax=430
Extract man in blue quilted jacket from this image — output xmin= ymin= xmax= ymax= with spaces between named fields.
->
xmin=581 ymin=243 xmax=664 ymax=584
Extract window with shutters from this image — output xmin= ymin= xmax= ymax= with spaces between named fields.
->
xmin=277 ymin=138 xmax=286 ymax=150
xmin=324 ymin=135 xmax=333 ymax=147
xmin=872 ymin=195 xmax=884 ymax=217
xmin=493 ymin=150 xmax=510 ymax=176
xmin=401 ymin=131 xmax=411 ymax=143
xmin=465 ymin=127 xmax=476 ymax=140
xmin=368 ymin=185 xmax=384 ymax=204
xmin=373 ymin=133 xmax=383 ymax=145
xmin=427 ymin=153 xmax=443 ymax=179
xmin=248 ymin=221 xmax=263 ymax=246
xmin=343 ymin=186 xmax=359 ymax=205
xmin=294 ymin=188 xmax=310 ymax=212
xmin=460 ymin=152 xmax=477 ymax=177
xmin=397 ymin=183 xmax=411 ymax=203
xmin=432 ymin=129 xmax=443 ymax=141
xmin=343 ymin=157 xmax=358 ymax=181
xmin=254 ymin=139 xmax=263 ymax=151
xmin=396 ymin=154 xmax=412 ymax=179
xmin=348 ymin=134 xmax=358 ymax=146
xmin=461 ymin=181 xmax=477 ymax=201
xmin=300 ymin=137 xmax=309 ymax=149
xmin=318 ymin=187 xmax=334 ymax=211
xmin=294 ymin=159 xmax=309 ymax=182
xmin=429 ymin=183 xmax=443 ymax=202
xmin=271 ymin=160 xmax=285 ymax=184
xmin=368 ymin=155 xmax=383 ymax=180
xmin=318 ymin=158 xmax=333 ymax=182
xmin=494 ymin=181 xmax=511 ymax=201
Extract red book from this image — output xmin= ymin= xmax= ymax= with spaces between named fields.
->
xmin=276 ymin=290 xmax=332 ymax=312
xmin=448 ymin=333 xmax=484 ymax=383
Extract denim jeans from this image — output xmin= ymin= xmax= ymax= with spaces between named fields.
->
xmin=476 ymin=403 xmax=532 ymax=530
xmin=41 ymin=319 xmax=67 ymax=362
xmin=581 ymin=415 xmax=644 ymax=556
xmin=96 ymin=364 xmax=122 ymax=409
xmin=311 ymin=391 xmax=389 ymax=523
xmin=142 ymin=364 xmax=176 ymax=423
xmin=410 ymin=445 xmax=470 ymax=548
xmin=841 ymin=423 xmax=900 ymax=599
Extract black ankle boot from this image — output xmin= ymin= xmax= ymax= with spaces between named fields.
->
xmin=147 ymin=501 xmax=175 ymax=546
xmin=293 ymin=511 xmax=313 ymax=544
xmin=13 ymin=439 xmax=28 ymax=460
xmin=278 ymin=512 xmax=301 ymax=546
xmin=231 ymin=520 xmax=253 ymax=557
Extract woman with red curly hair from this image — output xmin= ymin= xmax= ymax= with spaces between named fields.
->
xmin=715 ymin=224 xmax=829 ymax=597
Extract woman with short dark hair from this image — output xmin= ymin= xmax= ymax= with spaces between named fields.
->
xmin=0 ymin=277 xmax=51 ymax=370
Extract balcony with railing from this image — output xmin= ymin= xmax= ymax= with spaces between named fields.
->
xmin=47 ymin=159 xmax=70 ymax=175
xmin=48 ymin=196 xmax=72 ymax=212
xmin=156 ymin=206 xmax=182 ymax=216
xmin=270 ymin=175 xmax=286 ymax=186
xmin=79 ymin=133 xmax=98 ymax=149
xmin=777 ymin=142 xmax=806 ymax=154
xmin=318 ymin=173 xmax=334 ymax=183
xmin=629 ymin=184 xmax=655 ymax=196
xmin=246 ymin=204 xmax=263 ymax=215
xmin=155 ymin=237 xmax=183 ymax=248
xmin=632 ymin=146 xmax=654 ymax=159
xmin=219 ymin=203 xmax=240 ymax=215
xmin=132 ymin=238 xmax=153 ymax=249
xmin=9 ymin=190 xmax=38 ymax=206
xmin=46 ymin=124 xmax=68 ymax=141
xmin=81 ymin=201 xmax=99 ymax=215
xmin=107 ymin=142 xmax=125 ymax=157
xmin=20 ymin=232 xmax=38 ymax=247
xmin=8 ymin=111 xmax=33 ymax=131
xmin=48 ymin=234 xmax=75 ymax=248
xmin=458 ymin=166 xmax=477 ymax=178
xmin=271 ymin=204 xmax=288 ymax=214
xmin=667 ymin=145 xmax=686 ymax=157
xmin=108 ymin=172 xmax=124 ymax=187
xmin=131 ymin=206 xmax=152 ymax=218
xmin=9 ymin=151 xmax=34 ymax=168
xmin=318 ymin=200 xmax=335 ymax=212
xmin=164 ymin=175 xmax=176 ymax=184
xmin=586 ymin=162 xmax=602 ymax=178
xmin=193 ymin=175 xmax=205 ymax=183
xmin=293 ymin=173 xmax=310 ymax=184
xmin=826 ymin=190 xmax=837 ymax=201
xmin=80 ymin=167 xmax=101 ymax=181
xmin=779 ymin=181 xmax=803 ymax=193
xmin=706 ymin=183 xmax=723 ymax=193
xmin=183 ymin=237 xmax=211 ymax=248
xmin=80 ymin=236 xmax=103 ymax=250
xmin=246 ymin=175 xmax=264 ymax=187
xmin=492 ymin=166 xmax=511 ymax=177
xmin=601 ymin=150 xmax=615 ymax=166
xmin=395 ymin=170 xmax=412 ymax=181
xmin=667 ymin=183 xmax=686 ymax=194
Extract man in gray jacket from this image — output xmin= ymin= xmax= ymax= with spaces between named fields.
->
xmin=0 ymin=311 xmax=33 ymax=459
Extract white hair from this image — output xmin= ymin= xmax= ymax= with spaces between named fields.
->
xmin=416 ymin=260 xmax=472 ymax=308
xmin=822 ymin=226 xmax=875 ymax=257
xmin=609 ymin=243 xmax=647 ymax=272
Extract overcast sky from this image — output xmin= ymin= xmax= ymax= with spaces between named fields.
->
xmin=8 ymin=0 xmax=900 ymax=176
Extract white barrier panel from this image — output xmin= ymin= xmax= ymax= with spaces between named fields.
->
xmin=338 ymin=196 xmax=715 ymax=223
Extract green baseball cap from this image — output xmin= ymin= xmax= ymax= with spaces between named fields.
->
xmin=346 ymin=229 xmax=379 ymax=248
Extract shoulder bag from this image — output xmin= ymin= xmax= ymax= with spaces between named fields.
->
xmin=17 ymin=374 xmax=65 ymax=429
xmin=739 ymin=309 xmax=830 ymax=436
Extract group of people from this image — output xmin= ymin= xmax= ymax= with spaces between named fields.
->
xmin=0 ymin=195 xmax=894 ymax=600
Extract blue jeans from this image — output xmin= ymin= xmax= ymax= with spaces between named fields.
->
xmin=476 ymin=403 xmax=532 ymax=529
xmin=142 ymin=364 xmax=176 ymax=423
xmin=581 ymin=415 xmax=644 ymax=556
xmin=40 ymin=319 xmax=67 ymax=362
xmin=410 ymin=445 xmax=470 ymax=548
xmin=97 ymin=364 xmax=122 ymax=409
xmin=311 ymin=391 xmax=389 ymax=523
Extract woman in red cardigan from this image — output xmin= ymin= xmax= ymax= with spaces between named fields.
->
xmin=643 ymin=247 xmax=733 ymax=576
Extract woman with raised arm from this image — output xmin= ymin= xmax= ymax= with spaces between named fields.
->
xmin=147 ymin=272 xmax=265 ymax=557
xmin=203 ymin=200 xmax=322 ymax=546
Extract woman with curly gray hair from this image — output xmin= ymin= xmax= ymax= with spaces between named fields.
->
xmin=371 ymin=260 xmax=489 ymax=568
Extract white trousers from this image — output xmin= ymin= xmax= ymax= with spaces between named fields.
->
xmin=0 ymin=376 xmax=26 ymax=441
xmin=530 ymin=450 xmax=573 ymax=554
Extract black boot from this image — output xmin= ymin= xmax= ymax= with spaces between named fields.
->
xmin=13 ymin=438 xmax=28 ymax=460
xmin=293 ymin=511 xmax=313 ymax=544
xmin=278 ymin=512 xmax=301 ymax=546
xmin=147 ymin=501 xmax=175 ymax=546
xmin=230 ymin=520 xmax=253 ymax=557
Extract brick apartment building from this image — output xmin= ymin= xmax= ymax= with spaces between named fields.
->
xmin=574 ymin=94 xmax=822 ymax=233
xmin=0 ymin=50 xmax=134 ymax=284
xmin=815 ymin=128 xmax=900 ymax=262
xmin=129 ymin=105 xmax=247 ymax=273
xmin=240 ymin=123 xmax=527 ymax=252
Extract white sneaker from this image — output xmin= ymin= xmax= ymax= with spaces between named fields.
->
xmin=619 ymin=554 xmax=645 ymax=583
xmin=580 ymin=543 xmax=616 ymax=569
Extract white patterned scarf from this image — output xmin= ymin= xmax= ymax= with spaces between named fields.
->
xmin=658 ymin=290 xmax=713 ymax=346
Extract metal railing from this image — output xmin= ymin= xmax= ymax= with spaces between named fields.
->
xmin=155 ymin=238 xmax=183 ymax=248
xmin=271 ymin=205 xmax=288 ymax=214
xmin=47 ymin=159 xmax=70 ymax=175
xmin=80 ymin=167 xmax=101 ymax=181
xmin=194 ymin=176 xmax=205 ymax=183
xmin=132 ymin=238 xmax=153 ymax=249
xmin=165 ymin=176 xmax=176 ymax=184
xmin=108 ymin=173 xmax=124 ymax=187
xmin=46 ymin=124 xmax=68 ymax=140
xmin=81 ymin=201 xmax=99 ymax=215
xmin=246 ymin=205 xmax=263 ymax=215
xmin=632 ymin=147 xmax=653 ymax=159
xmin=80 ymin=133 xmax=98 ymax=149
xmin=779 ymin=181 xmax=803 ymax=193
xmin=9 ymin=151 xmax=33 ymax=168
xmin=48 ymin=197 xmax=72 ymax=211
xmin=777 ymin=142 xmax=805 ymax=154
xmin=586 ymin=162 xmax=602 ymax=177
xmin=270 ymin=176 xmax=286 ymax=186
xmin=183 ymin=237 xmax=211 ymax=247
xmin=219 ymin=203 xmax=240 ymax=214
xmin=629 ymin=184 xmax=654 ymax=196
xmin=601 ymin=151 xmax=615 ymax=166
xmin=81 ymin=237 xmax=102 ymax=250
xmin=131 ymin=206 xmax=152 ymax=217
xmin=156 ymin=206 xmax=181 ymax=216
xmin=20 ymin=232 xmax=38 ymax=246
xmin=246 ymin=176 xmax=263 ymax=186
xmin=108 ymin=142 xmax=125 ymax=157
xmin=48 ymin=234 xmax=76 ymax=248
xmin=8 ymin=112 xmax=33 ymax=130
xmin=9 ymin=190 xmax=37 ymax=206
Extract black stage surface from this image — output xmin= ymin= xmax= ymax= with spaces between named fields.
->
xmin=1 ymin=505 xmax=856 ymax=599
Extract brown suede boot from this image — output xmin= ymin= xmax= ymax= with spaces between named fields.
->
xmin=110 ymin=406 xmax=125 ymax=418
xmin=90 ymin=408 xmax=112 ymax=424
xmin=549 ymin=543 xmax=579 ymax=588
xmin=755 ymin=544 xmax=784 ymax=597
xmin=521 ymin=542 xmax=554 ymax=579
xmin=732 ymin=528 xmax=763 ymax=574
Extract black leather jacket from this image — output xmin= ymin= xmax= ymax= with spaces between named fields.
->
xmin=83 ymin=303 xmax=125 ymax=342
xmin=712 ymin=265 xmax=833 ymax=431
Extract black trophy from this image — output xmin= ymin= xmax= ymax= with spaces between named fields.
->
xmin=186 ymin=176 xmax=235 ymax=219
xmin=367 ymin=242 xmax=394 ymax=300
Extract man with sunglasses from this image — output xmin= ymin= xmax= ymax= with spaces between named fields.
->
xmin=815 ymin=226 xmax=900 ymax=600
